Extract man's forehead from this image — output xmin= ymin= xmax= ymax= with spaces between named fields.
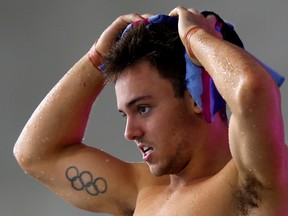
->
xmin=115 ymin=62 xmax=159 ymax=93
xmin=115 ymin=78 xmax=170 ymax=110
xmin=115 ymin=77 xmax=153 ymax=109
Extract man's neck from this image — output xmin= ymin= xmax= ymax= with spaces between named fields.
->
xmin=169 ymin=114 xmax=231 ymax=189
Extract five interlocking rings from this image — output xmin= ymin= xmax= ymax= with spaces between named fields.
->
xmin=65 ymin=166 xmax=107 ymax=196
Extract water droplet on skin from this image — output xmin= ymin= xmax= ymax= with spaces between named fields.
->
xmin=34 ymin=174 xmax=40 ymax=179
xmin=41 ymin=136 xmax=49 ymax=143
xmin=13 ymin=148 xmax=19 ymax=157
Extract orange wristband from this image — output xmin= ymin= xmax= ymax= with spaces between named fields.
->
xmin=88 ymin=42 xmax=103 ymax=68
xmin=184 ymin=26 xmax=202 ymax=66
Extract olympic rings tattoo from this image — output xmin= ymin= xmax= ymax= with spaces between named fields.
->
xmin=65 ymin=166 xmax=108 ymax=196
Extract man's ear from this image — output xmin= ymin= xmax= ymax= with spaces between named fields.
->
xmin=192 ymin=100 xmax=202 ymax=114
xmin=185 ymin=91 xmax=202 ymax=114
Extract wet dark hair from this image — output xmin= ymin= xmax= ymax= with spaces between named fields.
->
xmin=104 ymin=22 xmax=187 ymax=98
xmin=201 ymin=11 xmax=244 ymax=49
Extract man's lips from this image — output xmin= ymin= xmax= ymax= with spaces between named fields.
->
xmin=138 ymin=143 xmax=154 ymax=156
xmin=142 ymin=146 xmax=153 ymax=156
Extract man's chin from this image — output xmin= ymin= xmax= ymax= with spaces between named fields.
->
xmin=148 ymin=164 xmax=168 ymax=177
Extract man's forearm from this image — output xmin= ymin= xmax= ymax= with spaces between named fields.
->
xmin=14 ymin=54 xmax=106 ymax=166
xmin=189 ymin=29 xmax=277 ymax=113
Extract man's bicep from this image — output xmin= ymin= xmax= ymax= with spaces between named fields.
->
xmin=38 ymin=144 xmax=139 ymax=214
xmin=228 ymin=103 xmax=287 ymax=187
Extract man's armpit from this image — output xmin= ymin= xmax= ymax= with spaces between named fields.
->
xmin=232 ymin=176 xmax=264 ymax=216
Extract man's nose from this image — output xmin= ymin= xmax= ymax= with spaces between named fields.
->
xmin=124 ymin=117 xmax=143 ymax=141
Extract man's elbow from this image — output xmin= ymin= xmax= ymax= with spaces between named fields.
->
xmin=13 ymin=139 xmax=40 ymax=175
xmin=234 ymin=69 xmax=279 ymax=114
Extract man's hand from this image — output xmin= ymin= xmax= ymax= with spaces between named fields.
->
xmin=169 ymin=6 xmax=222 ymax=45
xmin=95 ymin=13 xmax=144 ymax=57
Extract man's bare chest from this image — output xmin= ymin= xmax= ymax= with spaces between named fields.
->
xmin=133 ymin=179 xmax=236 ymax=216
xmin=130 ymin=161 xmax=284 ymax=216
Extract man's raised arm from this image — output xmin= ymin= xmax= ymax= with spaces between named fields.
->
xmin=170 ymin=6 xmax=287 ymax=189
xmin=13 ymin=14 xmax=146 ymax=214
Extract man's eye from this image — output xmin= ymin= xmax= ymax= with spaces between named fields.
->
xmin=120 ymin=112 xmax=127 ymax=119
xmin=138 ymin=105 xmax=150 ymax=115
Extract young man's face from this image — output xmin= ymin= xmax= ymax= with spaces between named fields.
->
xmin=115 ymin=61 xmax=201 ymax=176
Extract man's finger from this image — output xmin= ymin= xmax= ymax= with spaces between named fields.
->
xmin=168 ymin=5 xmax=186 ymax=17
xmin=141 ymin=13 xmax=154 ymax=18
xmin=187 ymin=8 xmax=200 ymax=15
xmin=206 ymin=15 xmax=217 ymax=28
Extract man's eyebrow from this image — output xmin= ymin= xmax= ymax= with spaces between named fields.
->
xmin=118 ymin=95 xmax=152 ymax=113
xmin=126 ymin=95 xmax=152 ymax=108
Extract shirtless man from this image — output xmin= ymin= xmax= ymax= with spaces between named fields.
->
xmin=14 ymin=6 xmax=288 ymax=215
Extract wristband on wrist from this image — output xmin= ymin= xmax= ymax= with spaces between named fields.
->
xmin=88 ymin=42 xmax=103 ymax=68
xmin=184 ymin=26 xmax=202 ymax=66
